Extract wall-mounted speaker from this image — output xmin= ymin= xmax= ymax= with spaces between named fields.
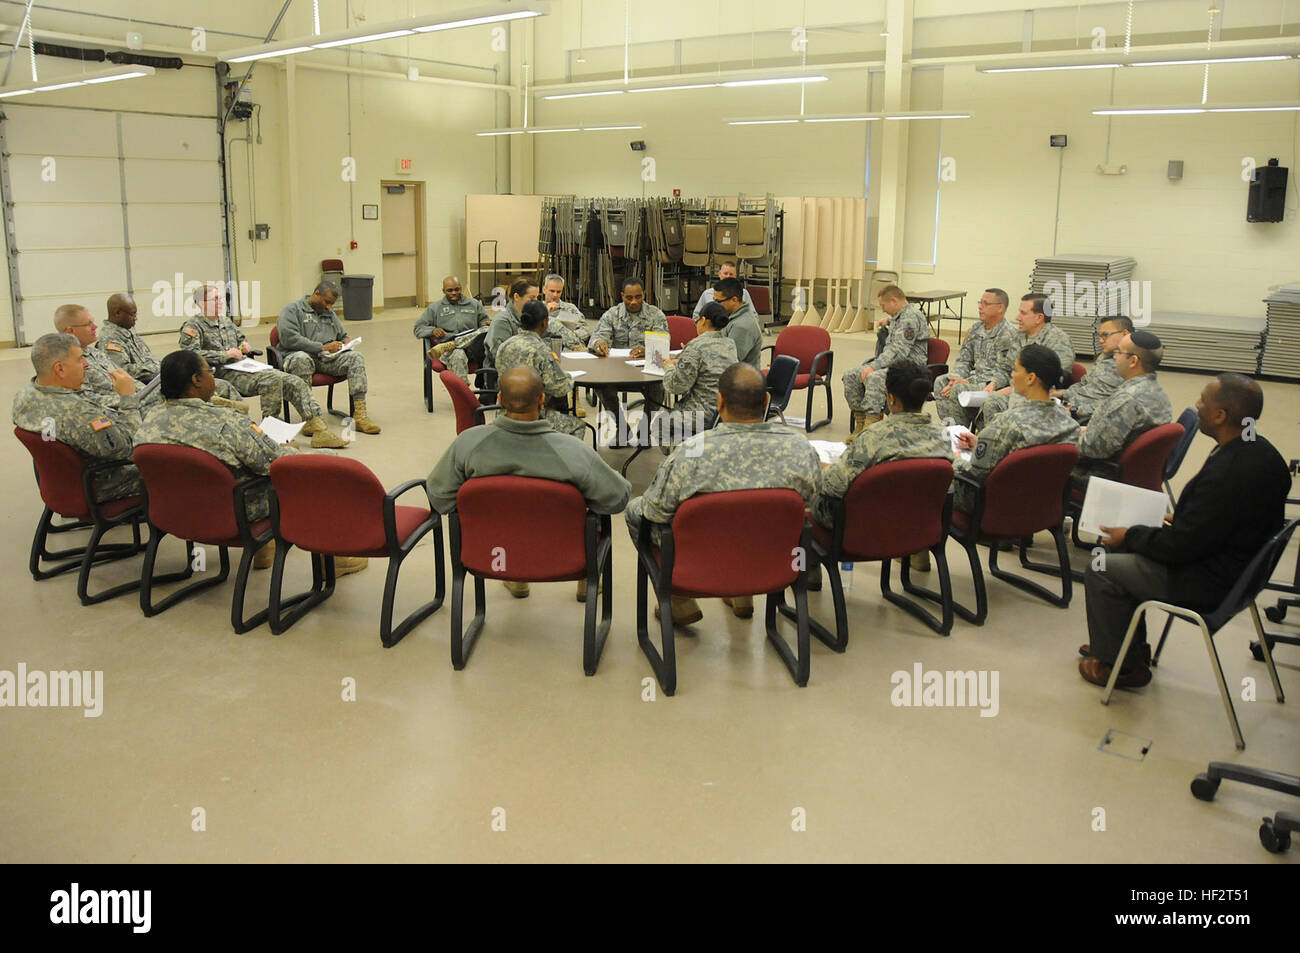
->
xmin=1248 ymin=159 xmax=1287 ymax=223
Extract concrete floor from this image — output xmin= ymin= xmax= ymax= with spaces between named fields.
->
xmin=1 ymin=309 xmax=1297 ymax=863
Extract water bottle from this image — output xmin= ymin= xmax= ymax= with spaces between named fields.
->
xmin=840 ymin=561 xmax=854 ymax=591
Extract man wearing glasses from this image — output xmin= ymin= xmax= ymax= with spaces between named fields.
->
xmin=932 ymin=287 xmax=1018 ymax=427
xmin=1054 ymin=316 xmax=1131 ymax=423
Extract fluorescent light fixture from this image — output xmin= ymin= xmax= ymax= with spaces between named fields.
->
xmin=1207 ymin=103 xmax=1300 ymax=112
xmin=727 ymin=118 xmax=800 ymax=125
xmin=625 ymin=82 xmax=720 ymax=93
xmin=475 ymin=123 xmax=643 ymax=136
xmin=476 ymin=129 xmax=525 ymax=136
xmin=884 ymin=112 xmax=970 ymax=120
xmin=803 ymin=115 xmax=883 ymax=123
xmin=543 ymin=89 xmax=626 ymax=100
xmin=981 ymin=63 xmax=1121 ymax=73
xmin=720 ymin=75 xmax=828 ymax=87
xmin=1129 ymin=55 xmax=1292 ymax=67
xmin=223 ymin=3 xmax=548 ymax=62
xmin=0 ymin=64 xmax=157 ymax=98
xmin=582 ymin=124 xmax=645 ymax=130
xmin=726 ymin=110 xmax=969 ymax=125
xmin=1092 ymin=106 xmax=1207 ymax=115
xmin=526 ymin=127 xmax=581 ymax=134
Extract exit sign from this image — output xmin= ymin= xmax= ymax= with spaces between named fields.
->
xmin=396 ymin=158 xmax=413 ymax=175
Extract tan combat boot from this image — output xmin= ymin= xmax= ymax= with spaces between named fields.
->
xmin=503 ymin=580 xmax=530 ymax=598
xmin=334 ymin=556 xmax=368 ymax=577
xmin=430 ymin=338 xmax=459 ymax=361
xmin=211 ymin=394 xmax=250 ymax=415
xmin=351 ymin=398 xmax=381 ymax=434
xmin=252 ymin=540 xmax=275 ymax=570
xmin=301 ymin=416 xmax=347 ymax=449
xmin=654 ymin=596 xmax=703 ymax=625
xmin=845 ymin=412 xmax=883 ymax=444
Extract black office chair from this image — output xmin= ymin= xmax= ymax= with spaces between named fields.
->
xmin=1191 ymin=763 xmax=1300 ymax=853
xmin=1161 ymin=407 xmax=1199 ymax=509
xmin=765 ymin=354 xmax=800 ymax=425
xmin=1105 ymin=517 xmax=1299 ymax=750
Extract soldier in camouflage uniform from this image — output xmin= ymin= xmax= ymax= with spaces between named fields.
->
xmin=482 ymin=279 xmax=538 ymax=366
xmin=181 ymin=284 xmax=347 ymax=449
xmin=415 ymin=276 xmax=491 ymax=384
xmin=97 ymin=294 xmax=248 ymax=411
xmin=590 ymin=277 xmax=669 ymax=414
xmin=12 ymin=333 xmax=143 ymax=501
xmin=541 ymin=274 xmax=591 ymax=349
xmin=933 ymin=289 xmax=1018 ymax=427
xmin=626 ymin=363 xmax=822 ymax=624
xmin=953 ymin=344 xmax=1080 ymax=513
xmin=654 ymin=302 xmax=737 ymax=444
xmin=1057 ymin=316 xmax=1131 ymax=423
xmin=1072 ymin=330 xmax=1172 ymax=490
xmin=493 ymin=301 xmax=586 ymax=440
xmin=276 ymin=280 xmax=381 ymax=434
xmin=979 ymin=293 xmax=1077 ymax=426
xmin=134 ymin=350 xmax=367 ymax=576
xmin=812 ymin=363 xmax=952 ymax=528
xmin=843 ymin=285 xmax=930 ymax=437
xmin=51 ymin=303 xmax=159 ymax=411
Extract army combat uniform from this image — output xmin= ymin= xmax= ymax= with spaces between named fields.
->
xmin=954 ymin=398 xmax=1080 ymax=513
xmin=1071 ymin=373 xmax=1173 ymax=493
xmin=844 ymin=302 xmax=930 ymax=416
xmin=543 ymin=300 xmax=591 ymax=351
xmin=277 ymin=297 xmax=368 ymax=398
xmin=12 ymin=381 xmax=143 ymax=501
xmin=932 ymin=319 xmax=1018 ymax=426
xmin=1061 ymin=352 xmax=1123 ymax=423
xmin=811 ymin=412 xmax=952 ymax=528
xmin=655 ymin=329 xmax=737 ymax=445
xmin=425 ymin=414 xmax=630 ymax=517
xmin=178 ymin=313 xmax=318 ymax=420
xmin=97 ymin=321 xmax=242 ymax=403
xmin=590 ymin=302 xmax=670 ymax=414
xmin=625 ymin=420 xmax=822 ymax=545
xmin=980 ymin=322 xmax=1078 ymax=426
xmin=135 ymin=397 xmax=295 ymax=521
xmin=493 ymin=330 xmax=586 ymax=439
xmin=415 ymin=295 xmax=490 ymax=382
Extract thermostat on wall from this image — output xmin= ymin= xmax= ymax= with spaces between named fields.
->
xmin=1050 ymin=134 xmax=1067 ymax=148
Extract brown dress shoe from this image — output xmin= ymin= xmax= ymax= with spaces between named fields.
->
xmin=1078 ymin=643 xmax=1153 ymax=668
xmin=1079 ymin=657 xmax=1152 ymax=689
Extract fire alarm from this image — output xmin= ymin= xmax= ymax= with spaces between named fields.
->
xmin=349 ymin=240 xmax=358 ymax=250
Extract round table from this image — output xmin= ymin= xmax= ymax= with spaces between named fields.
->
xmin=561 ymin=353 xmax=666 ymax=474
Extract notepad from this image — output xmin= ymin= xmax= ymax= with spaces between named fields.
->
xmin=225 ymin=358 xmax=273 ymax=372
xmin=257 ymin=416 xmax=304 ymax=444
xmin=1077 ymin=477 xmax=1168 ymax=538
xmin=562 ymin=351 xmax=598 ymax=359
xmin=809 ymin=440 xmax=847 ymax=465
xmin=625 ymin=359 xmax=646 ymax=367
xmin=567 ymin=369 xmax=588 ymax=379
xmin=606 ymin=348 xmax=633 ymax=358
xmin=322 ymin=338 xmax=360 ymax=357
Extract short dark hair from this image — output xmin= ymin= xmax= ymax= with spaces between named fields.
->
xmin=1022 ymin=293 xmax=1048 ymax=319
xmin=718 ymin=362 xmax=767 ymax=418
xmin=885 ymin=363 xmax=933 ymax=411
xmin=1101 ymin=315 xmax=1134 ymax=334
xmin=713 ymin=276 xmax=742 ymax=301
xmin=519 ymin=299 xmax=549 ymax=331
xmin=698 ymin=301 xmax=730 ymax=329
xmin=510 ymin=278 xmax=537 ymax=299
xmin=1213 ymin=373 xmax=1264 ymax=425
xmin=620 ymin=276 xmax=644 ymax=293
xmin=985 ymin=288 xmax=1008 ymax=308
xmin=160 ymin=349 xmax=204 ymax=399
xmin=1016 ymin=343 xmax=1066 ymax=390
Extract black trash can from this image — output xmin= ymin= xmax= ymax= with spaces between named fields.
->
xmin=341 ymin=274 xmax=374 ymax=321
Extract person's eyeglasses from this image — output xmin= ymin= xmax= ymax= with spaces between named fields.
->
xmin=1098 ymin=330 xmax=1121 ymax=340
xmin=1116 ymin=348 xmax=1136 ymax=358
xmin=65 ymin=321 xmax=94 ymax=329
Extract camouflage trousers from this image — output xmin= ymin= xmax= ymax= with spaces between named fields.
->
xmin=218 ymin=367 xmax=321 ymax=420
xmin=843 ymin=365 xmax=889 ymax=415
xmin=282 ymin=350 xmax=368 ymax=397
xmin=933 ymin=375 xmax=992 ymax=428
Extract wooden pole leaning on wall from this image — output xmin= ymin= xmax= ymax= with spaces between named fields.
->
xmin=801 ymin=196 xmax=821 ymax=328
xmin=787 ymin=196 xmax=806 ymax=326
xmin=815 ymin=197 xmax=835 ymax=330
xmin=829 ymin=197 xmax=852 ymax=332
xmin=823 ymin=197 xmax=843 ymax=331
xmin=845 ymin=197 xmax=870 ymax=333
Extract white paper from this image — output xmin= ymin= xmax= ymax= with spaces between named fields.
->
xmin=257 ymin=415 xmax=304 ymax=444
xmin=782 ymin=416 xmax=807 ymax=428
xmin=942 ymin=424 xmax=975 ymax=455
xmin=567 ymin=369 xmax=588 ymax=379
xmin=809 ymin=439 xmax=847 ymax=465
xmin=1078 ymin=477 xmax=1168 ymax=538
xmin=606 ymin=348 xmax=633 ymax=358
xmin=669 ymin=349 xmax=682 ymax=357
xmin=625 ymin=359 xmax=646 ymax=367
xmin=322 ymin=338 xmax=360 ymax=357
xmin=562 ymin=350 xmax=598 ymax=359
xmin=958 ymin=390 xmax=989 ymax=408
xmin=225 ymin=357 xmax=273 ymax=372
xmin=639 ymin=366 xmax=665 ymax=377
xmin=643 ymin=331 xmax=670 ymax=373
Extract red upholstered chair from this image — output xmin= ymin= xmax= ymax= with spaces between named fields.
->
xmin=634 ymin=489 xmax=813 ymax=695
xmin=926 ymin=338 xmax=951 ymax=384
xmin=1071 ymin=362 xmax=1087 ymax=386
xmin=448 ymin=476 xmax=613 ymax=674
xmin=949 ymin=443 xmax=1080 ymax=625
xmin=267 ymin=326 xmax=351 ymax=421
xmin=761 ymin=325 xmax=833 ymax=432
xmin=1067 ymin=421 xmax=1185 ymax=548
xmin=133 ymin=444 xmax=276 ymax=633
xmin=667 ymin=315 xmax=698 ymax=350
xmin=423 ymin=338 xmax=492 ymax=413
xmin=14 ymin=427 xmax=147 ymax=605
xmin=804 ymin=459 xmax=956 ymax=646
xmin=267 ymin=456 xmax=444 ymax=646
xmin=440 ymin=370 xmax=502 ymax=434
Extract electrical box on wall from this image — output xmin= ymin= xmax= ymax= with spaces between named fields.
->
xmin=249 ymin=224 xmax=269 ymax=240
xmin=1050 ymin=134 xmax=1067 ymax=148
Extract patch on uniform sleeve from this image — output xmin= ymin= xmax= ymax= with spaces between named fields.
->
xmin=104 ymin=342 xmax=123 ymax=351
xmin=91 ymin=417 xmax=113 ymax=431
xmin=181 ymin=326 xmax=199 ymax=337
xmin=975 ymin=442 xmax=987 ymax=458
xmin=904 ymin=329 xmax=915 ymax=341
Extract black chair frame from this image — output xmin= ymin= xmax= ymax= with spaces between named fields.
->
xmin=949 ymin=472 xmax=1073 ymax=626
xmin=448 ymin=511 xmax=613 ymax=674
xmin=634 ymin=515 xmax=812 ymax=695
xmin=760 ymin=343 xmax=833 ymax=432
xmin=139 ymin=476 xmax=275 ymax=633
xmin=426 ymin=340 xmax=499 ymax=413
xmin=267 ymin=340 xmax=354 ymax=421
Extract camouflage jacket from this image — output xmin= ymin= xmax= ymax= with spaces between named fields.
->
xmin=591 ymin=302 xmax=669 ymax=350
xmin=1077 ymin=373 xmax=1172 ymax=461
xmin=662 ymin=330 xmax=737 ymax=416
xmin=1008 ymin=322 xmax=1076 ymax=380
xmin=951 ymin=319 xmax=1018 ymax=387
xmin=956 ymin=398 xmax=1080 ymax=506
xmin=1062 ymin=353 xmax=1123 ymax=416
xmin=179 ymin=314 xmax=247 ymax=368
xmin=867 ymin=302 xmax=929 ymax=371
xmin=97 ymin=322 xmax=159 ymax=380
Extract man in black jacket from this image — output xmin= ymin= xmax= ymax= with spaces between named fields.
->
xmin=1078 ymin=373 xmax=1291 ymax=688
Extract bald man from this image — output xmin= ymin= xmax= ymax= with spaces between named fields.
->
xmin=97 ymin=294 xmax=248 ymax=412
xmin=425 ymin=366 xmax=630 ymax=601
xmin=415 ymin=276 xmax=490 ymax=384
